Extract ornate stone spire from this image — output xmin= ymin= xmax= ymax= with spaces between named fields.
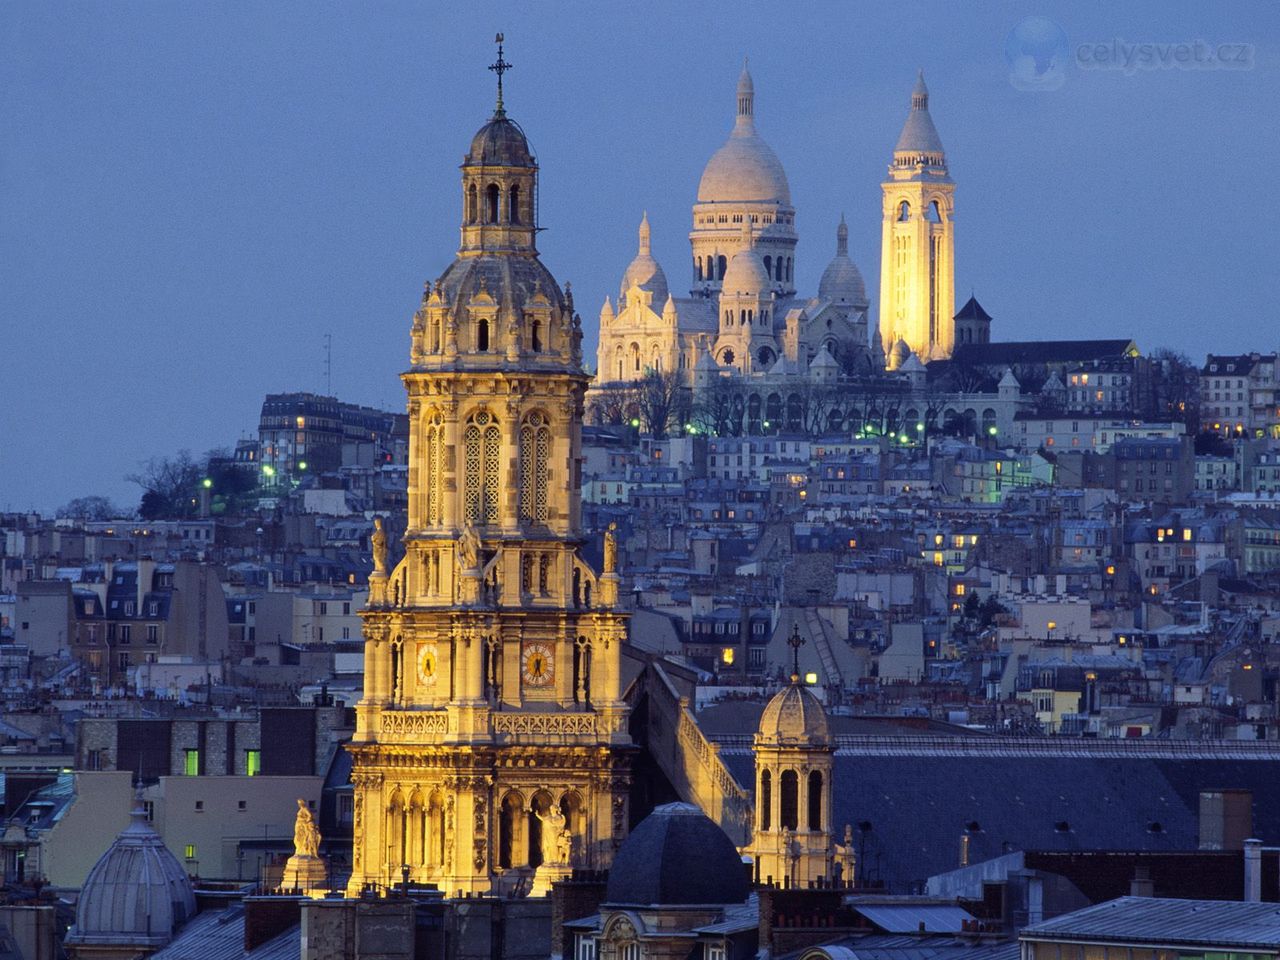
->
xmin=638 ymin=211 xmax=651 ymax=256
xmin=836 ymin=214 xmax=848 ymax=256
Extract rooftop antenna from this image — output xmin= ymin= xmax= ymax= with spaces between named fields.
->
xmin=323 ymin=333 xmax=332 ymax=396
xmin=489 ymin=33 xmax=512 ymax=117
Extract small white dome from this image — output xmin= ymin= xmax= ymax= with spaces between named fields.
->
xmin=620 ymin=212 xmax=669 ymax=306
xmin=697 ymin=64 xmax=791 ymax=205
xmin=818 ymin=217 xmax=868 ymax=308
xmin=721 ymin=246 xmax=770 ymax=294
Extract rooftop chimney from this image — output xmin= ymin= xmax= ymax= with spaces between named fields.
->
xmin=1199 ymin=790 xmax=1253 ymax=850
xmin=1244 ymin=839 xmax=1262 ymax=902
xmin=1129 ymin=865 xmax=1154 ymax=898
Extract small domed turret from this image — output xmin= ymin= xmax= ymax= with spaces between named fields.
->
xmin=721 ymin=221 xmax=770 ymax=295
xmin=758 ymin=681 xmax=830 ymax=746
xmin=818 ymin=216 xmax=868 ymax=309
xmin=619 ymin=212 xmax=669 ymax=307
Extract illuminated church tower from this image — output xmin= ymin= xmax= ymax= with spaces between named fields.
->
xmin=879 ymin=71 xmax=955 ymax=367
xmin=348 ymin=40 xmax=632 ymax=898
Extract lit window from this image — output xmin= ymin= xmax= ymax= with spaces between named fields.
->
xmin=1183 ymin=529 xmax=1192 ymax=541
xmin=721 ymin=647 xmax=735 ymax=665
xmin=245 ymin=750 xmax=261 ymax=776
xmin=1047 ymin=621 xmax=1057 ymax=631
xmin=955 ymin=583 xmax=966 ymax=596
xmin=183 ymin=749 xmax=200 ymax=776
xmin=184 ymin=844 xmax=196 ymax=859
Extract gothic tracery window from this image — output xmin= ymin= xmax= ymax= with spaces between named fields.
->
xmin=424 ymin=410 xmax=445 ymax=526
xmin=463 ymin=409 xmax=501 ymax=524
xmin=519 ymin=412 xmax=551 ymax=523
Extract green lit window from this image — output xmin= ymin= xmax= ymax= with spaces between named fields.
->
xmin=183 ymin=749 xmax=200 ymax=776
xmin=245 ymin=749 xmax=261 ymax=777
xmin=184 ymin=844 xmax=196 ymax=859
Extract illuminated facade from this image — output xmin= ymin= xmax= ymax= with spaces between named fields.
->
xmin=879 ymin=72 xmax=955 ymax=368
xmin=347 ymin=50 xmax=632 ymax=898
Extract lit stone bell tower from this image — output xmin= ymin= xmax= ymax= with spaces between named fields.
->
xmin=879 ymin=71 xmax=955 ymax=367
xmin=347 ymin=37 xmax=633 ymax=898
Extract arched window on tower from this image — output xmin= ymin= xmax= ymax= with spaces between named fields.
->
xmin=477 ymin=316 xmax=490 ymax=352
xmin=926 ymin=200 xmax=942 ymax=223
xmin=467 ymin=184 xmax=478 ymax=223
xmin=531 ymin=319 xmax=542 ymax=353
xmin=780 ymin=769 xmax=798 ymax=830
xmin=486 ymin=183 xmax=500 ymax=223
xmin=509 ymin=184 xmax=521 ymax=224
xmin=717 ymin=255 xmax=727 ymax=280
xmin=898 ymin=201 xmax=911 ymax=222
xmin=786 ymin=258 xmax=793 ymax=283
xmin=424 ymin=410 xmax=445 ymax=526
xmin=519 ymin=412 xmax=551 ymax=524
xmin=763 ymin=255 xmax=772 ymax=278
xmin=463 ymin=409 xmax=501 ymax=524
xmin=760 ymin=769 xmax=772 ymax=831
xmin=808 ymin=770 xmax=823 ymax=830
xmin=631 ymin=342 xmax=641 ymax=373
xmin=775 ymin=258 xmax=783 ymax=282
xmin=696 ymin=257 xmax=703 ymax=282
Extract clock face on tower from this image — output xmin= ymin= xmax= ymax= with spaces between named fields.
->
xmin=521 ymin=641 xmax=554 ymax=687
xmin=417 ymin=643 xmax=438 ymax=686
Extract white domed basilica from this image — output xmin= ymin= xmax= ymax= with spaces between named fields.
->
xmin=591 ymin=62 xmax=957 ymax=421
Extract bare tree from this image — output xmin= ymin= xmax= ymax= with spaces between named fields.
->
xmin=634 ymin=369 xmax=688 ymax=440
xmin=587 ymin=384 xmax=636 ymax=427
xmin=692 ymin=376 xmax=746 ymax=437
xmin=126 ymin=449 xmax=205 ymax=519
xmin=57 ymin=496 xmax=129 ymax=521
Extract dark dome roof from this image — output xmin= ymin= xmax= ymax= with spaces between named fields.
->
xmin=466 ymin=115 xmax=535 ymax=167
xmin=605 ymin=803 xmax=748 ymax=906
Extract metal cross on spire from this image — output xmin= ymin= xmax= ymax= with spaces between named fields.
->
xmin=489 ymin=33 xmax=512 ymax=117
xmin=787 ymin=624 xmax=806 ymax=682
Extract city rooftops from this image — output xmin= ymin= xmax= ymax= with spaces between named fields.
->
xmin=1022 ymin=897 xmax=1280 ymax=951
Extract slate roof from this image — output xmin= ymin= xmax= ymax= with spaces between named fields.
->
xmin=1022 ymin=896 xmax=1280 ymax=949
xmin=953 ymin=296 xmax=992 ymax=322
xmin=718 ymin=747 xmax=1280 ymax=893
xmin=150 ymin=905 xmax=300 ymax=960
xmin=800 ymin=933 xmax=1019 ymax=960
xmin=951 ymin=340 xmax=1137 ymax=368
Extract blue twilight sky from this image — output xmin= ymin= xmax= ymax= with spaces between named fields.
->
xmin=2 ymin=2 xmax=1277 ymax=512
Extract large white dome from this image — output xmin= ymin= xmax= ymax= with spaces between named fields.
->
xmin=697 ymin=65 xmax=791 ymax=205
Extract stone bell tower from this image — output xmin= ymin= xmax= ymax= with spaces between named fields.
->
xmin=347 ymin=37 xmax=632 ymax=898
xmin=879 ymin=71 xmax=955 ymax=366
xmin=744 ymin=630 xmax=834 ymax=888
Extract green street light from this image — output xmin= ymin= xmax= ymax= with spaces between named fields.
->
xmin=630 ymin=418 xmax=641 ymax=428
xmin=262 ymin=465 xmax=276 ymax=478
xmin=988 ymin=426 xmax=998 ymax=436
xmin=201 ymin=478 xmax=213 ymax=489
xmin=298 ymin=460 xmax=308 ymax=470
xmin=916 ymin=422 xmax=925 ymax=432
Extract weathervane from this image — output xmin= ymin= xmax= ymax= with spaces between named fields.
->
xmin=787 ymin=624 xmax=806 ymax=682
xmin=489 ymin=33 xmax=512 ymax=117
